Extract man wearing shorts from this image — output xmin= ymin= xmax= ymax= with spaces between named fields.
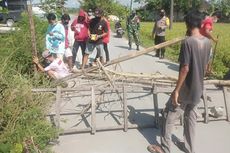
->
xmin=81 ymin=8 xmax=108 ymax=69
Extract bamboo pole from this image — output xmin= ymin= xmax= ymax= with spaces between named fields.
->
xmin=123 ymin=86 xmax=128 ymax=132
xmin=91 ymin=86 xmax=96 ymax=134
xmin=27 ymin=0 xmax=38 ymax=72
xmin=60 ymin=37 xmax=185 ymax=82
xmin=223 ymin=87 xmax=230 ymax=122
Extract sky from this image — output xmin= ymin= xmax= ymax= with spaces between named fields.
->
xmin=33 ymin=0 xmax=141 ymax=8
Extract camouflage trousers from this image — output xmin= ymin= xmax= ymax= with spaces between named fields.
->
xmin=128 ymin=29 xmax=140 ymax=47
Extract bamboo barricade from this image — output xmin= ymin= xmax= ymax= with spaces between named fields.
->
xmin=31 ymin=36 xmax=230 ymax=134
xmin=32 ymin=79 xmax=230 ymax=135
xmin=59 ymin=37 xmax=184 ymax=82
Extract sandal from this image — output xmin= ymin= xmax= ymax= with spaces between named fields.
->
xmin=147 ymin=144 xmax=165 ymax=153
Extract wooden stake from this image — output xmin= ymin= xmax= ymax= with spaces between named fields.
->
xmin=202 ymin=87 xmax=209 ymax=123
xmin=56 ymin=86 xmax=61 ymax=130
xmin=123 ymin=86 xmax=128 ymax=132
xmin=223 ymin=87 xmax=230 ymax=122
xmin=27 ymin=0 xmax=38 ymax=72
xmin=91 ymin=86 xmax=96 ymax=134
xmin=152 ymin=85 xmax=160 ymax=128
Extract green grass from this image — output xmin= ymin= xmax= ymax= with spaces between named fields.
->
xmin=111 ymin=21 xmax=230 ymax=78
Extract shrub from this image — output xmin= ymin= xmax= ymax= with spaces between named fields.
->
xmin=0 ymin=13 xmax=57 ymax=152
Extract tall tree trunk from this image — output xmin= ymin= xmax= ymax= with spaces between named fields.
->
xmin=170 ymin=0 xmax=174 ymax=29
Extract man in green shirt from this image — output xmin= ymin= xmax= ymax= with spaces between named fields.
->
xmin=126 ymin=10 xmax=140 ymax=50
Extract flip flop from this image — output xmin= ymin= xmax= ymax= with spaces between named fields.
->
xmin=147 ymin=144 xmax=165 ymax=153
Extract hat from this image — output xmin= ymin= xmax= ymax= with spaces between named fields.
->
xmin=95 ymin=8 xmax=103 ymax=16
xmin=42 ymin=50 xmax=51 ymax=58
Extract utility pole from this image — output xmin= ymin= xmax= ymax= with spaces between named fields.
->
xmin=170 ymin=0 xmax=174 ymax=29
xmin=27 ymin=0 xmax=38 ymax=72
xmin=192 ymin=0 xmax=196 ymax=9
xmin=130 ymin=0 xmax=133 ymax=12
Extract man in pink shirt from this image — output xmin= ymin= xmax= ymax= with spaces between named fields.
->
xmin=200 ymin=11 xmax=221 ymax=73
xmin=200 ymin=11 xmax=221 ymax=43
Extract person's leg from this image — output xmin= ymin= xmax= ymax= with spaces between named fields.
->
xmin=82 ymin=43 xmax=95 ymax=69
xmin=155 ymin=36 xmax=160 ymax=57
xmin=79 ymin=41 xmax=87 ymax=66
xmin=64 ymin=47 xmax=73 ymax=70
xmin=159 ymin=36 xmax=166 ymax=59
xmin=128 ymin=31 xmax=132 ymax=49
xmin=96 ymin=44 xmax=104 ymax=64
xmin=80 ymin=41 xmax=86 ymax=56
xmin=82 ymin=54 xmax=89 ymax=69
xmin=103 ymin=43 xmax=110 ymax=62
xmin=160 ymin=99 xmax=184 ymax=153
xmin=72 ymin=41 xmax=80 ymax=66
xmin=133 ymin=31 xmax=140 ymax=50
xmin=183 ymin=104 xmax=197 ymax=153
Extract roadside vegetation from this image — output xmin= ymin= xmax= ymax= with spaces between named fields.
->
xmin=0 ymin=13 xmax=57 ymax=153
xmin=111 ymin=21 xmax=230 ymax=78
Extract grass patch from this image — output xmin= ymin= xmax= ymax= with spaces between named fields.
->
xmin=111 ymin=21 xmax=230 ymax=78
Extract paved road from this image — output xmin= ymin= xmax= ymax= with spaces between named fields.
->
xmin=53 ymin=22 xmax=230 ymax=153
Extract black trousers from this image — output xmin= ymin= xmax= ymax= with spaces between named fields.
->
xmin=155 ymin=35 xmax=166 ymax=58
xmin=72 ymin=41 xmax=86 ymax=64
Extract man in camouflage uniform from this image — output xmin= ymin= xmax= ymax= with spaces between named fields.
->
xmin=126 ymin=10 xmax=140 ymax=50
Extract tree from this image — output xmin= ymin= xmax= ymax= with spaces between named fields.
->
xmin=209 ymin=0 xmax=230 ymax=21
xmin=135 ymin=0 xmax=203 ymax=21
xmin=40 ymin=0 xmax=67 ymax=17
xmin=78 ymin=0 xmax=129 ymax=19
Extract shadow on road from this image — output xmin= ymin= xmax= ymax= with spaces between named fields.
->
xmin=157 ymin=60 xmax=179 ymax=72
xmin=115 ymin=45 xmax=130 ymax=50
xmin=128 ymin=105 xmax=160 ymax=144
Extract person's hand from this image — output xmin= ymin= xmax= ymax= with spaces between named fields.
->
xmin=171 ymin=90 xmax=180 ymax=107
xmin=152 ymin=34 xmax=155 ymax=39
xmin=90 ymin=34 xmax=98 ymax=41
xmin=49 ymin=32 xmax=54 ymax=36
xmin=214 ymin=38 xmax=218 ymax=43
xmin=33 ymin=57 xmax=39 ymax=64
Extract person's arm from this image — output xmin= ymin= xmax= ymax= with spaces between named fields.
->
xmin=136 ymin=17 xmax=140 ymax=31
xmin=205 ymin=28 xmax=218 ymax=42
xmin=97 ymin=20 xmax=108 ymax=39
xmin=171 ymin=65 xmax=189 ymax=106
xmin=171 ymin=40 xmax=190 ymax=106
xmin=152 ymin=21 xmax=157 ymax=38
xmin=33 ymin=57 xmax=45 ymax=72
xmin=71 ymin=19 xmax=77 ymax=31
xmin=52 ymin=24 xmax=65 ymax=41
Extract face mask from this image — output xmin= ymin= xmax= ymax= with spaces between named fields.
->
xmin=63 ymin=21 xmax=69 ymax=25
xmin=78 ymin=16 xmax=85 ymax=22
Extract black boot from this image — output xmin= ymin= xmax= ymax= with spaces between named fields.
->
xmin=129 ymin=45 xmax=132 ymax=50
xmin=136 ymin=45 xmax=139 ymax=51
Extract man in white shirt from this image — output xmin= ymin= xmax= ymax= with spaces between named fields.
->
xmin=33 ymin=50 xmax=70 ymax=79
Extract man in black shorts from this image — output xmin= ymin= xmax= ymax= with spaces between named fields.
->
xmin=81 ymin=8 xmax=108 ymax=69
xmin=147 ymin=10 xmax=211 ymax=153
